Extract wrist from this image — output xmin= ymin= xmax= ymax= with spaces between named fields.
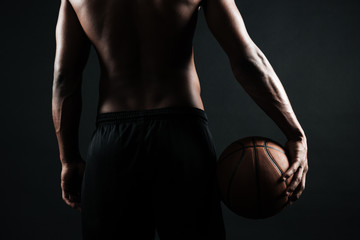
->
xmin=286 ymin=129 xmax=307 ymax=143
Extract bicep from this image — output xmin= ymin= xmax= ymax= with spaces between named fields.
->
xmin=203 ymin=0 xmax=255 ymax=63
xmin=54 ymin=0 xmax=90 ymax=75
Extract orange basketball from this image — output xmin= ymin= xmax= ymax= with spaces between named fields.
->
xmin=216 ymin=136 xmax=293 ymax=219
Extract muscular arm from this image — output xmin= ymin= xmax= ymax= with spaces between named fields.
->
xmin=52 ymin=0 xmax=90 ymax=210
xmin=52 ymin=0 xmax=90 ymax=164
xmin=203 ymin=0 xmax=308 ymax=204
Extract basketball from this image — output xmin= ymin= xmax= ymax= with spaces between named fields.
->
xmin=216 ymin=136 xmax=293 ymax=219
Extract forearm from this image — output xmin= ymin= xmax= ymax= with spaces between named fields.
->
xmin=52 ymin=73 xmax=82 ymax=165
xmin=230 ymin=45 xmax=306 ymax=141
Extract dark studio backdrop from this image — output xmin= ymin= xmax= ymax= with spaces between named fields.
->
xmin=1 ymin=0 xmax=359 ymax=239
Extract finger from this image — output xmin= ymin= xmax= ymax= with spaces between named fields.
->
xmin=289 ymin=171 xmax=307 ymax=202
xmin=63 ymin=195 xmax=73 ymax=207
xmin=63 ymin=191 xmax=70 ymax=201
xmin=69 ymin=192 xmax=81 ymax=203
xmin=282 ymin=161 xmax=301 ymax=181
xmin=64 ymin=198 xmax=80 ymax=209
xmin=304 ymin=157 xmax=309 ymax=173
xmin=62 ymin=190 xmax=69 ymax=202
xmin=285 ymin=166 xmax=304 ymax=195
xmin=75 ymin=203 xmax=82 ymax=212
xmin=64 ymin=191 xmax=74 ymax=202
xmin=62 ymin=190 xmax=81 ymax=209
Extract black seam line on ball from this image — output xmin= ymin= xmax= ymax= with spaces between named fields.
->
xmin=226 ymin=142 xmax=245 ymax=206
xmin=264 ymin=140 xmax=288 ymax=187
xmin=260 ymin=145 xmax=284 ymax=154
xmin=219 ymin=146 xmax=283 ymax=166
xmin=233 ymin=143 xmax=285 ymax=154
xmin=251 ymin=145 xmax=285 ymax=153
xmin=252 ymin=138 xmax=261 ymax=217
xmin=264 ymin=141 xmax=283 ymax=175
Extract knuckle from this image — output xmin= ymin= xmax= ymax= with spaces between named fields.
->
xmin=290 ymin=183 xmax=298 ymax=191
xmin=293 ymin=158 xmax=302 ymax=164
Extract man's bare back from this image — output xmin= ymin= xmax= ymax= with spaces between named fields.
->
xmin=64 ymin=0 xmax=204 ymax=113
xmin=53 ymin=0 xmax=308 ymax=226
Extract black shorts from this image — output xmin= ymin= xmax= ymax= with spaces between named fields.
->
xmin=81 ymin=106 xmax=226 ymax=240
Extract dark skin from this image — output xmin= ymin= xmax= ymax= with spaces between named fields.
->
xmin=52 ymin=0 xmax=308 ymax=211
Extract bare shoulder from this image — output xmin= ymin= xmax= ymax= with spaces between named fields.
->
xmin=66 ymin=0 xmax=205 ymax=52
xmin=63 ymin=0 xmax=205 ymax=83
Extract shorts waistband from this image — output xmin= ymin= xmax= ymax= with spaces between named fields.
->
xmin=96 ymin=106 xmax=208 ymax=126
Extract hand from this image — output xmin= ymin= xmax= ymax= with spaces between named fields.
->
xmin=282 ymin=137 xmax=308 ymax=206
xmin=61 ymin=160 xmax=86 ymax=211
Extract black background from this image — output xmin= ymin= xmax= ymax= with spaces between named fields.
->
xmin=1 ymin=0 xmax=359 ymax=239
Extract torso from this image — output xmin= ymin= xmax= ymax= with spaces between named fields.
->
xmin=69 ymin=0 xmax=205 ymax=113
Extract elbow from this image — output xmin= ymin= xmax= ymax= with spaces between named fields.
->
xmin=53 ymin=66 xmax=76 ymax=85
xmin=52 ymin=66 xmax=82 ymax=95
xmin=53 ymin=64 xmax=82 ymax=88
xmin=230 ymin=58 xmax=269 ymax=85
xmin=229 ymin=45 xmax=272 ymax=84
xmin=53 ymin=68 xmax=65 ymax=89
